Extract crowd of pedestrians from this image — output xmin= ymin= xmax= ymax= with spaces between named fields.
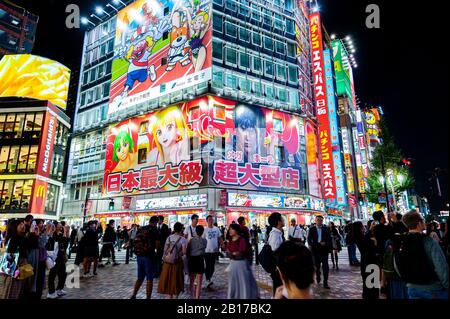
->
xmin=1 ymin=210 xmax=448 ymax=300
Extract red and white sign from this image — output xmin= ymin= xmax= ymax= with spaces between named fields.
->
xmin=37 ymin=112 xmax=57 ymax=178
xmin=309 ymin=12 xmax=336 ymax=199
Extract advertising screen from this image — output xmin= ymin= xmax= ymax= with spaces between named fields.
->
xmin=108 ymin=0 xmax=212 ymax=114
xmin=103 ymin=95 xmax=304 ymax=196
xmin=136 ymin=194 xmax=207 ymax=210
xmin=0 ymin=54 xmax=70 ymax=109
xmin=309 ymin=12 xmax=336 ymax=199
xmin=228 ymin=193 xmax=284 ymax=208
xmin=324 ymin=48 xmax=346 ymax=206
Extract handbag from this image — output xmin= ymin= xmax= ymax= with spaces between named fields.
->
xmin=258 ymin=233 xmax=276 ymax=273
xmin=17 ymin=263 xmax=34 ymax=280
xmin=0 ymin=240 xmax=20 ymax=278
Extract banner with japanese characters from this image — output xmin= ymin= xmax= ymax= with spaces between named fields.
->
xmin=208 ymin=97 xmax=303 ymax=194
xmin=309 ymin=12 xmax=337 ymax=199
xmin=103 ymin=95 xmax=304 ymax=196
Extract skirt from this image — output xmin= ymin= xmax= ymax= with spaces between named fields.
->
xmin=84 ymin=246 xmax=99 ymax=259
xmin=188 ymin=255 xmax=205 ymax=275
xmin=227 ymin=259 xmax=259 ymax=299
xmin=157 ymin=260 xmax=184 ymax=296
xmin=0 ymin=275 xmax=25 ymax=299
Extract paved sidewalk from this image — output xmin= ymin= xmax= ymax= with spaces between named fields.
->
xmin=46 ymin=250 xmax=363 ymax=299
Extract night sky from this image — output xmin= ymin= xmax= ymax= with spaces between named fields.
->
xmin=9 ymin=0 xmax=449 ymax=210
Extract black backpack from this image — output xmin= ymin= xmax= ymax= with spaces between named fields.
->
xmin=133 ymin=227 xmax=155 ymax=257
xmin=395 ymin=233 xmax=437 ymax=285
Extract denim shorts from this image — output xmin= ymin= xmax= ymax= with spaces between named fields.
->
xmin=137 ymin=256 xmax=156 ymax=281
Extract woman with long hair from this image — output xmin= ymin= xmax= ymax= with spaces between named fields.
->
xmin=226 ymin=223 xmax=259 ymax=299
xmin=1 ymin=219 xmax=28 ymax=299
xmin=328 ymin=222 xmax=342 ymax=270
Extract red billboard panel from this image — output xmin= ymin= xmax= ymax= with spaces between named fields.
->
xmin=36 ymin=111 xmax=57 ymax=178
xmin=309 ymin=12 xmax=336 ymax=199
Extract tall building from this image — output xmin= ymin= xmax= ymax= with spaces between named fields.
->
xmin=0 ymin=54 xmax=71 ymax=221
xmin=62 ymin=0 xmax=328 ymax=229
xmin=0 ymin=0 xmax=38 ymax=57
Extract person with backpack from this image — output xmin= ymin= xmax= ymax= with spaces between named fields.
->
xmin=397 ymin=211 xmax=448 ymax=299
xmin=382 ymin=233 xmax=409 ymax=299
xmin=226 ymin=223 xmax=259 ymax=299
xmin=130 ymin=216 xmax=160 ymax=299
xmin=158 ymin=222 xmax=185 ymax=299
xmin=187 ymin=225 xmax=207 ymax=299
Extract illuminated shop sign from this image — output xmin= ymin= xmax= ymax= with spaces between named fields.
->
xmin=228 ymin=192 xmax=323 ymax=211
xmin=309 ymin=12 xmax=336 ymax=199
xmin=136 ymin=194 xmax=207 ymax=211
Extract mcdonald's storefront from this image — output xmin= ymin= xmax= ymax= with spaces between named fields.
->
xmin=0 ymin=100 xmax=70 ymax=221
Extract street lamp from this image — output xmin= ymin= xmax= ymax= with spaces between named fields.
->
xmin=96 ymin=6 xmax=111 ymax=17
xmin=106 ymin=3 xmax=119 ymax=12
xmin=81 ymin=17 xmax=95 ymax=26
xmin=113 ymin=0 xmax=127 ymax=6
xmin=90 ymin=13 xmax=103 ymax=22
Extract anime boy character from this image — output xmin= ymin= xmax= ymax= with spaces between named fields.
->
xmin=148 ymin=106 xmax=191 ymax=167
xmin=112 ymin=130 xmax=137 ymax=173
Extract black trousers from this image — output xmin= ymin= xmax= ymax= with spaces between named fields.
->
xmin=99 ymin=243 xmax=115 ymax=262
xmin=48 ymin=260 xmax=67 ymax=294
xmin=313 ymin=252 xmax=329 ymax=284
xmin=204 ymin=253 xmax=217 ymax=281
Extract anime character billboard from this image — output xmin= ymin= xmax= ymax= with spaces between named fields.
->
xmin=208 ymin=97 xmax=304 ymax=194
xmin=108 ymin=0 xmax=212 ymax=114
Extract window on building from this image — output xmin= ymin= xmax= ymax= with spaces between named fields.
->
xmin=286 ymin=19 xmax=295 ymax=34
xmin=275 ymin=41 xmax=285 ymax=55
xmin=225 ymin=22 xmax=237 ymax=37
xmin=103 ymin=82 xmax=110 ymax=98
xmin=251 ymin=4 xmax=261 ymax=21
xmin=213 ymin=14 xmax=222 ymax=32
xmin=17 ymin=145 xmax=29 ymax=173
xmin=264 ymin=36 xmax=273 ymax=51
xmin=0 ymin=146 xmax=9 ymax=173
xmin=276 ymin=64 xmax=286 ymax=81
xmin=226 ymin=74 xmax=238 ymax=89
xmin=213 ymin=105 xmax=226 ymax=122
xmin=253 ymin=81 xmax=262 ymax=96
xmin=275 ymin=146 xmax=284 ymax=163
xmin=225 ymin=0 xmax=237 ymax=11
xmin=212 ymin=69 xmax=224 ymax=88
xmin=273 ymin=118 xmax=283 ymax=133
xmin=252 ymin=32 xmax=261 ymax=46
xmin=265 ymin=85 xmax=274 ymax=99
xmin=28 ymin=145 xmax=38 ymax=173
xmin=264 ymin=60 xmax=274 ymax=77
xmin=277 ymin=87 xmax=288 ymax=102
xmin=288 ymin=65 xmax=298 ymax=83
xmin=287 ymin=42 xmax=296 ymax=58
xmin=239 ymin=0 xmax=250 ymax=16
xmin=263 ymin=8 xmax=272 ymax=25
xmin=45 ymin=184 xmax=59 ymax=213
xmin=212 ymin=40 xmax=223 ymax=60
xmin=239 ymin=52 xmax=250 ymax=69
xmin=239 ymin=28 xmax=249 ymax=42
xmin=239 ymin=78 xmax=251 ymax=93
xmin=225 ymin=47 xmax=237 ymax=65
xmin=252 ymin=56 xmax=262 ymax=73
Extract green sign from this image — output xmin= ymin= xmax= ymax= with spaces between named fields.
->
xmin=332 ymin=40 xmax=352 ymax=98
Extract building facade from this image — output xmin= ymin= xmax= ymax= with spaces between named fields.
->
xmin=0 ymin=99 xmax=70 ymax=221
xmin=62 ymin=0 xmax=329 ymax=229
xmin=0 ymin=0 xmax=38 ymax=57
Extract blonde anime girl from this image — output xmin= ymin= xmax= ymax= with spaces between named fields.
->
xmin=148 ymin=106 xmax=191 ymax=167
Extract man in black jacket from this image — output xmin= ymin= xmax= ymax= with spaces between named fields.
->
xmin=98 ymin=220 xmax=120 ymax=267
xmin=307 ymin=215 xmax=332 ymax=289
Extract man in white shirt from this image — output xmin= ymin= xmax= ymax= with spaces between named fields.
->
xmin=203 ymin=215 xmax=223 ymax=288
xmin=267 ymin=212 xmax=285 ymax=296
xmin=288 ymin=218 xmax=304 ymax=243
xmin=183 ymin=214 xmax=199 ymax=241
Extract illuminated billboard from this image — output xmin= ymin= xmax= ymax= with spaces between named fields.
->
xmin=309 ymin=12 xmax=336 ymax=199
xmin=0 ymin=54 xmax=70 ymax=109
xmin=136 ymin=194 xmax=207 ymax=210
xmin=228 ymin=193 xmax=284 ymax=208
xmin=331 ymin=40 xmax=352 ymax=99
xmin=108 ymin=0 xmax=212 ymax=114
xmin=324 ymin=48 xmax=346 ymax=206
xmin=305 ymin=120 xmax=322 ymax=198
xmin=103 ymin=96 xmax=304 ymax=196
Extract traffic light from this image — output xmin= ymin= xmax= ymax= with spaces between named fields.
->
xmin=109 ymin=199 xmax=115 ymax=211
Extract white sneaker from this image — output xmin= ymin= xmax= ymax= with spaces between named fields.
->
xmin=82 ymin=273 xmax=92 ymax=278
xmin=57 ymin=290 xmax=67 ymax=297
xmin=47 ymin=292 xmax=58 ymax=299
